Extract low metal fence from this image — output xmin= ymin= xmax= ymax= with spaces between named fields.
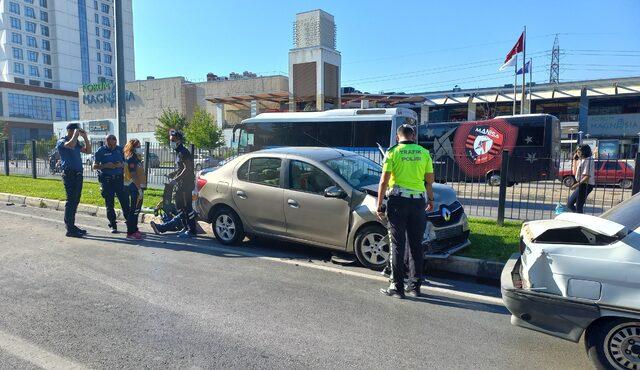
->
xmin=2 ymin=138 xmax=639 ymax=222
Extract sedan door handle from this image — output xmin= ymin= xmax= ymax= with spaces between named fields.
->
xmin=236 ymin=190 xmax=247 ymax=199
xmin=287 ymin=199 xmax=299 ymax=208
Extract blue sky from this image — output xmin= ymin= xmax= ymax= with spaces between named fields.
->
xmin=133 ymin=0 xmax=640 ymax=93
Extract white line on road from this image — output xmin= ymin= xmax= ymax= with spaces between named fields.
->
xmin=0 ymin=208 xmax=504 ymax=307
xmin=0 ymin=329 xmax=89 ymax=370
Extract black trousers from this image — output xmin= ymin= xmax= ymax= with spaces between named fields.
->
xmin=567 ymin=183 xmax=594 ymax=214
xmin=125 ymin=183 xmax=142 ymax=234
xmin=386 ymin=196 xmax=427 ymax=291
xmin=175 ymin=183 xmax=197 ymax=233
xmin=62 ymin=170 xmax=83 ymax=230
xmin=100 ymin=175 xmax=130 ymax=227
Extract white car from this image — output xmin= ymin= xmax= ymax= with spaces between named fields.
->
xmin=501 ymin=194 xmax=640 ymax=370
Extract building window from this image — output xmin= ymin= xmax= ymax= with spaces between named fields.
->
xmin=102 ymin=29 xmax=110 ymax=39
xmin=9 ymin=2 xmax=20 ymax=14
xmin=41 ymin=25 xmax=49 ymax=37
xmin=95 ymin=13 xmax=99 ymax=23
xmin=25 ymin=6 xmax=35 ymax=18
xmin=41 ymin=39 xmax=50 ymax=50
xmin=44 ymin=68 xmax=52 ymax=79
xmin=55 ymin=99 xmax=67 ymax=121
xmin=101 ymin=3 xmax=109 ymax=13
xmin=97 ymin=65 xmax=102 ymax=75
xmin=11 ymin=33 xmax=22 ymax=44
xmin=14 ymin=62 xmax=24 ymax=75
xmin=103 ymin=41 xmax=111 ymax=52
xmin=43 ymin=54 xmax=51 ymax=65
xmin=102 ymin=16 xmax=110 ymax=27
xmin=105 ymin=66 xmax=113 ymax=77
xmin=29 ymin=65 xmax=39 ymax=77
xmin=44 ymin=82 xmax=52 ymax=88
xmin=96 ymin=39 xmax=101 ymax=49
xmin=40 ymin=0 xmax=48 ymax=8
xmin=40 ymin=11 xmax=48 ymax=22
xmin=8 ymin=93 xmax=52 ymax=120
xmin=104 ymin=54 xmax=112 ymax=64
xmin=10 ymin=17 xmax=21 ymax=29
xmin=14 ymin=77 xmax=25 ymax=84
xmin=13 ymin=48 xmax=23 ymax=60
xmin=24 ymin=0 xmax=34 ymax=3
xmin=70 ymin=101 xmax=79 ymax=120
xmin=29 ymin=80 xmax=41 ymax=86
xmin=27 ymin=36 xmax=37 ymax=48
xmin=27 ymin=50 xmax=38 ymax=62
xmin=94 ymin=0 xmax=98 ymax=9
xmin=96 ymin=52 xmax=101 ymax=62
xmin=26 ymin=21 xmax=36 ymax=33
xmin=95 ymin=26 xmax=100 ymax=36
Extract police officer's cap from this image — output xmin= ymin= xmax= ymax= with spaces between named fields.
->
xmin=169 ymin=129 xmax=185 ymax=140
xmin=66 ymin=123 xmax=80 ymax=130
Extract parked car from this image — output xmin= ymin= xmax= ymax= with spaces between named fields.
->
xmin=559 ymin=160 xmax=635 ymax=189
xmin=501 ymin=193 xmax=640 ymax=369
xmin=195 ymin=147 xmax=470 ymax=270
xmin=194 ymin=154 xmax=221 ymax=171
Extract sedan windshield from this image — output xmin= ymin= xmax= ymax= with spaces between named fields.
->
xmin=324 ymin=155 xmax=382 ymax=188
xmin=601 ymin=194 xmax=640 ymax=231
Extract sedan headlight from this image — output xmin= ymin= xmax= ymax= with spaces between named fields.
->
xmin=460 ymin=213 xmax=469 ymax=231
xmin=423 ymin=221 xmax=436 ymax=242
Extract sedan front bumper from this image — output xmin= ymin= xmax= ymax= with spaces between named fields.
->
xmin=501 ymin=253 xmax=600 ymax=342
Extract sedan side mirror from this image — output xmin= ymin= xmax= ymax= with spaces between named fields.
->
xmin=324 ymin=185 xmax=346 ymax=199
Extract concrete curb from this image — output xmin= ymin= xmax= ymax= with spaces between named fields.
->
xmin=0 ymin=192 xmax=505 ymax=280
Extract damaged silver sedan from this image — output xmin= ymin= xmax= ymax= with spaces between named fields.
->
xmin=501 ymin=194 xmax=640 ymax=370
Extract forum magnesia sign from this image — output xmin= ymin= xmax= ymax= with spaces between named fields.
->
xmin=82 ymin=82 xmax=134 ymax=107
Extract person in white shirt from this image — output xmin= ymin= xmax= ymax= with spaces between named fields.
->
xmin=567 ymin=144 xmax=595 ymax=213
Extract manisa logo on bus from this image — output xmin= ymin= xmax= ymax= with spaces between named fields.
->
xmin=465 ymin=125 xmax=504 ymax=164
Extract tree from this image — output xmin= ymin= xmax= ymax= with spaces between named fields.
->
xmin=184 ymin=108 xmax=225 ymax=151
xmin=22 ymin=135 xmax=58 ymax=160
xmin=154 ymin=109 xmax=187 ymax=146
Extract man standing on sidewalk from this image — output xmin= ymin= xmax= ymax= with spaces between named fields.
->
xmin=93 ymin=134 xmax=129 ymax=233
xmin=376 ymin=124 xmax=434 ymax=299
xmin=56 ymin=123 xmax=91 ymax=238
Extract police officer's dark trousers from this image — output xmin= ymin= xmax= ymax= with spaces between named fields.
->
xmin=387 ymin=195 xmax=427 ymax=291
xmin=99 ymin=174 xmax=130 ymax=228
xmin=62 ymin=170 xmax=83 ymax=230
xmin=175 ymin=183 xmax=197 ymax=234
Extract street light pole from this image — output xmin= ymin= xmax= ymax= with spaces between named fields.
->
xmin=114 ymin=0 xmax=127 ymax=145
xmin=633 ymin=132 xmax=640 ymax=195
xmin=578 ymin=130 xmax=584 ymax=144
xmin=569 ymin=128 xmax=575 ymax=159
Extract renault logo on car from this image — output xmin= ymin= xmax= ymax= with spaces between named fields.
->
xmin=442 ymin=207 xmax=451 ymax=222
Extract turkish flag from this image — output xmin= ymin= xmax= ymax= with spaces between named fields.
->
xmin=499 ymin=32 xmax=524 ymax=70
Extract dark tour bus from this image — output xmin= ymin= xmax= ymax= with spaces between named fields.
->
xmin=417 ymin=114 xmax=561 ymax=185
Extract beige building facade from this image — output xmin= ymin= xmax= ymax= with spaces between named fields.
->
xmin=78 ymin=75 xmax=289 ymax=139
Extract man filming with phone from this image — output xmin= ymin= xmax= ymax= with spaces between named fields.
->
xmin=56 ymin=123 xmax=92 ymax=238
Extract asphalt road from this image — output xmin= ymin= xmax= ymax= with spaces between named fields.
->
xmin=0 ymin=203 xmax=591 ymax=369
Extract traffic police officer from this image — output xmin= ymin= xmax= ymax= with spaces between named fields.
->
xmin=376 ymin=124 xmax=435 ymax=299
xmin=56 ymin=123 xmax=92 ymax=237
xmin=93 ymin=134 xmax=130 ymax=233
xmin=150 ymin=130 xmax=197 ymax=238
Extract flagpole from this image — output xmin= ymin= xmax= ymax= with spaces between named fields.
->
xmin=521 ymin=26 xmax=526 ymax=114
xmin=513 ymin=54 xmax=518 ymax=115
xmin=528 ymin=58 xmax=532 ymax=113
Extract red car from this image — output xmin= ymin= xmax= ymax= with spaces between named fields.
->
xmin=559 ymin=160 xmax=635 ymax=189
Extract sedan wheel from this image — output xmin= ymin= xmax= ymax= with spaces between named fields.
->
xmin=211 ymin=207 xmax=244 ymax=245
xmin=620 ymin=179 xmax=633 ymax=190
xmin=354 ymin=225 xmax=389 ymax=270
xmin=587 ymin=319 xmax=640 ymax=370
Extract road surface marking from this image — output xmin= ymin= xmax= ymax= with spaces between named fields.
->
xmin=0 ymin=208 xmax=504 ymax=307
xmin=0 ymin=329 xmax=88 ymax=370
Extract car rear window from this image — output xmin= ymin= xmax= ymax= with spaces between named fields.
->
xmin=600 ymin=194 xmax=640 ymax=231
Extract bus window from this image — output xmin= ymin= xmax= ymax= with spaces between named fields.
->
xmin=317 ymin=121 xmax=352 ymax=148
xmin=353 ymin=120 xmax=391 ymax=147
xmin=289 ymin=122 xmax=319 ymax=146
xmin=250 ymin=122 xmax=292 ymax=148
xmin=516 ymin=124 xmax=544 ymax=147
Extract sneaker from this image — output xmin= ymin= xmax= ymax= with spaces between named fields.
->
xmin=126 ymin=231 xmax=144 ymax=240
xmin=71 ymin=226 xmax=87 ymax=235
xmin=177 ymin=230 xmax=194 ymax=239
xmin=379 ymin=287 xmax=405 ymax=299
xmin=109 ymin=224 xmax=118 ymax=234
xmin=65 ymin=230 xmax=84 ymax=238
xmin=150 ymin=221 xmax=160 ymax=235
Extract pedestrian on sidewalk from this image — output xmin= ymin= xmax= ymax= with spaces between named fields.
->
xmin=56 ymin=123 xmax=92 ymax=238
xmin=567 ymin=144 xmax=595 ymax=214
xmin=150 ymin=130 xmax=197 ymax=238
xmin=376 ymin=124 xmax=435 ymax=299
xmin=123 ymin=139 xmax=146 ymax=240
xmin=93 ymin=134 xmax=130 ymax=233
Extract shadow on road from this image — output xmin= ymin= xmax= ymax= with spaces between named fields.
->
xmin=406 ymin=293 xmax=509 ymax=315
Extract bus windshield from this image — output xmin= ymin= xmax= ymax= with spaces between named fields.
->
xmin=324 ymin=155 xmax=382 ymax=189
